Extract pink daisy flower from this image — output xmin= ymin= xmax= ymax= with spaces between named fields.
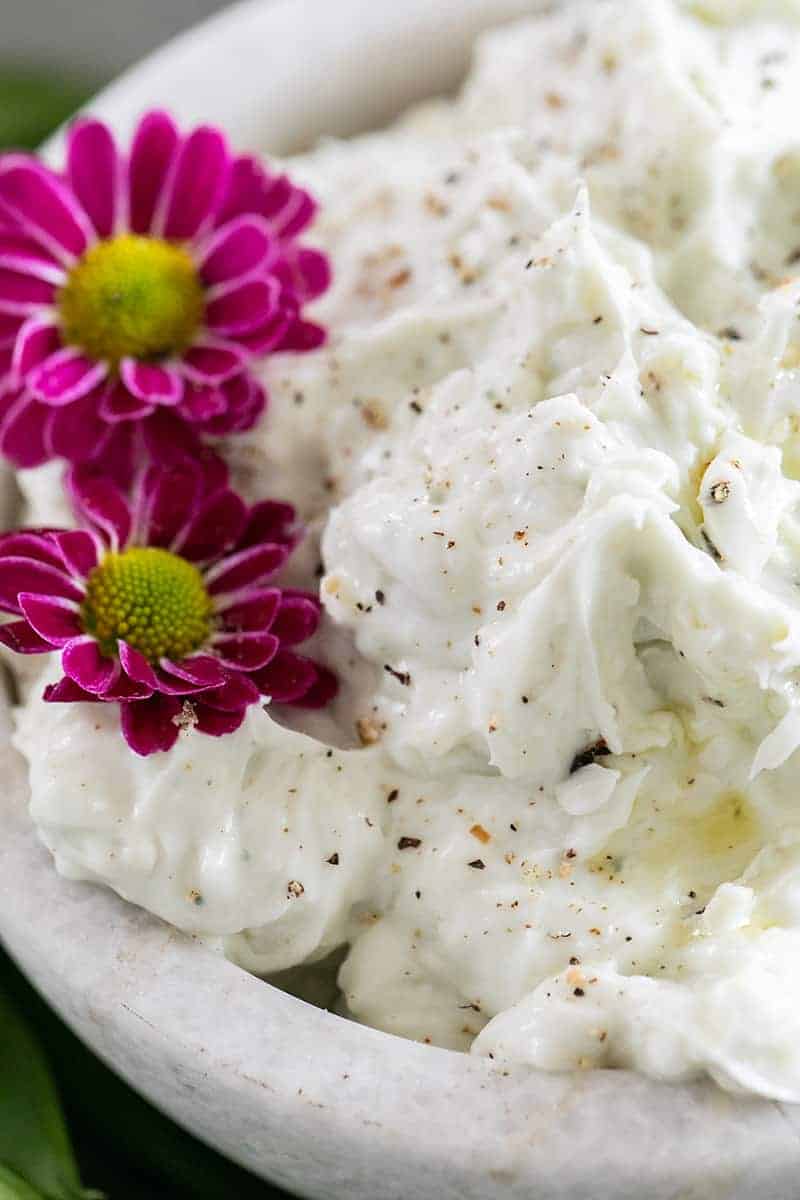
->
xmin=0 ymin=111 xmax=330 ymax=474
xmin=0 ymin=462 xmax=336 ymax=755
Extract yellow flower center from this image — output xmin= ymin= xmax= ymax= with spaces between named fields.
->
xmin=82 ymin=547 xmax=213 ymax=662
xmin=58 ymin=234 xmax=205 ymax=367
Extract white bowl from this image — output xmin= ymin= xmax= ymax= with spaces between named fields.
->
xmin=3 ymin=3 xmax=800 ymax=1196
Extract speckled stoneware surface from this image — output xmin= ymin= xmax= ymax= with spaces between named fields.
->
xmin=3 ymin=3 xmax=800 ymax=1197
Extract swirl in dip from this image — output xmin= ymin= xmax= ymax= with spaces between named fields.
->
xmin=16 ymin=0 xmax=800 ymax=1101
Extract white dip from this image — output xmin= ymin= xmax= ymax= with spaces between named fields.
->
xmin=16 ymin=0 xmax=800 ymax=1101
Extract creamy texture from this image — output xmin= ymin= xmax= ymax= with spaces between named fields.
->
xmin=15 ymin=0 xmax=800 ymax=1101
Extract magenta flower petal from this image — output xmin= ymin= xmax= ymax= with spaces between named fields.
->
xmin=0 ymin=311 xmax=22 ymax=344
xmin=205 ymin=542 xmax=288 ymax=595
xmin=0 ymin=266 xmax=56 ymax=314
xmin=0 ymin=233 xmax=66 ymax=284
xmin=280 ymin=586 xmax=321 ymax=608
xmin=51 ymin=528 xmax=100 ymax=578
xmin=174 ymin=487 xmax=247 ymax=562
xmin=137 ymin=460 xmax=202 ymax=548
xmin=229 ymin=376 xmax=266 ymax=433
xmin=120 ymin=359 xmax=183 ymax=406
xmin=47 ymin=390 xmax=113 ymax=461
xmin=251 ymin=649 xmax=317 ymax=703
xmin=193 ymin=705 xmax=246 ymax=738
xmin=280 ymin=318 xmax=327 ymax=353
xmin=159 ymin=126 xmax=231 ymax=240
xmin=67 ymin=119 xmax=124 ymax=240
xmin=101 ymin=673 xmax=154 ymax=701
xmin=0 ymin=156 xmax=91 ymax=263
xmin=218 ymin=158 xmax=317 ymax=238
xmin=255 ymin=174 xmax=295 ymax=221
xmin=192 ymin=374 xmax=266 ymax=437
xmin=268 ymin=177 xmax=302 ymax=227
xmin=270 ymin=184 xmax=316 ymax=238
xmin=215 ymin=156 xmax=268 ymax=227
xmin=0 ymin=619 xmax=52 ymax=654
xmin=0 ymin=531 xmax=64 ymax=568
xmin=120 ymin=694 xmax=182 ymax=756
xmin=128 ymin=110 xmax=179 ymax=235
xmin=270 ymin=595 xmax=321 ymax=646
xmin=205 ymin=277 xmax=279 ymax=338
xmin=18 ymin=592 xmax=83 ymax=646
xmin=140 ymin=408 xmax=207 ymax=470
xmin=212 ymin=630 xmax=279 ymax=671
xmin=232 ymin=307 xmax=291 ymax=356
xmin=199 ymin=215 xmax=274 ymax=286
xmin=12 ymin=317 xmax=61 ymax=379
xmin=240 ymin=499 xmax=299 ymax=551
xmin=156 ymin=653 xmax=227 ymax=693
xmin=284 ymin=245 xmax=331 ymax=302
xmin=0 ymin=556 xmax=83 ymax=613
xmin=297 ymin=663 xmax=339 ymax=709
xmin=118 ymin=640 xmax=159 ymax=689
xmin=43 ymin=675 xmax=100 ymax=704
xmin=62 ymin=635 xmax=119 ymax=694
xmin=29 ymin=349 xmax=107 ymax=407
xmin=177 ymin=384 xmax=228 ymax=424
xmin=0 ymin=392 xmax=51 ymax=468
xmin=217 ymin=586 xmax=281 ymax=632
xmin=82 ymin=421 xmax=137 ymax=482
xmin=198 ymin=672 xmax=260 ymax=711
xmin=180 ymin=339 xmax=246 ymax=385
xmin=98 ymin=378 xmax=156 ymax=423
xmin=68 ymin=467 xmax=132 ymax=549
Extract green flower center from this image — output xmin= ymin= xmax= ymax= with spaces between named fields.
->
xmin=82 ymin=547 xmax=213 ymax=662
xmin=58 ymin=234 xmax=205 ymax=367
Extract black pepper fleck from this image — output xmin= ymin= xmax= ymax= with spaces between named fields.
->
xmin=384 ymin=664 xmax=411 ymax=686
xmin=569 ymin=739 xmax=610 ymax=774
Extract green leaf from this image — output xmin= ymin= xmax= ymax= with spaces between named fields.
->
xmin=0 ymin=1163 xmax=47 ymax=1200
xmin=0 ymin=68 xmax=92 ymax=150
xmin=0 ymin=988 xmax=83 ymax=1200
